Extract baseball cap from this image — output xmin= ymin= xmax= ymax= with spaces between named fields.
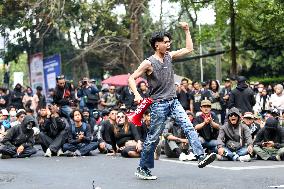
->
xmin=243 ymin=112 xmax=254 ymax=119
xmin=237 ymin=76 xmax=247 ymax=83
xmin=201 ymin=99 xmax=211 ymax=107
xmin=1 ymin=109 xmax=9 ymax=116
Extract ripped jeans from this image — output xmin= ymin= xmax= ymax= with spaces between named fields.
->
xmin=139 ymin=98 xmax=204 ymax=169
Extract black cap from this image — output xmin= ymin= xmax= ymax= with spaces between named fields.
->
xmin=237 ymin=76 xmax=247 ymax=83
xmin=265 ymin=117 xmax=278 ymax=129
xmin=224 ymin=78 xmax=231 ymax=82
xmin=82 ymin=107 xmax=90 ymax=113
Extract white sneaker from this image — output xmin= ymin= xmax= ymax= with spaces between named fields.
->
xmin=179 ymin=152 xmax=187 ymax=161
xmin=57 ymin=148 xmax=64 ymax=156
xmin=276 ymin=155 xmax=281 ymax=161
xmin=44 ymin=148 xmax=52 ymax=157
xmin=239 ymin=155 xmax=251 ymax=162
xmin=186 ymin=152 xmax=196 ymax=161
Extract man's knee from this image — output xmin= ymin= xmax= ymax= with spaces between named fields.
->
xmin=253 ymin=146 xmax=263 ymax=153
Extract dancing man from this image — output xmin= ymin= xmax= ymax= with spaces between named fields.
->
xmin=128 ymin=22 xmax=216 ymax=180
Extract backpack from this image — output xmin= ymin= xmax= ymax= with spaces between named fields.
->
xmin=71 ymin=122 xmax=87 ymax=136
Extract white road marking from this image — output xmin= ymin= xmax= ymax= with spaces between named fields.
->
xmin=268 ymin=185 xmax=284 ymax=188
xmin=159 ymin=158 xmax=284 ymax=171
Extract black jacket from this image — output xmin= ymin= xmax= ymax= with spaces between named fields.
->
xmin=53 ymin=82 xmax=75 ymax=106
xmin=41 ymin=116 xmax=66 ymax=138
xmin=99 ymin=120 xmax=113 ymax=144
xmin=253 ymin=127 xmax=284 ymax=149
xmin=109 ymin=123 xmax=140 ymax=151
xmin=1 ymin=115 xmax=36 ymax=148
xmin=9 ymin=87 xmax=25 ymax=109
xmin=66 ymin=122 xmax=92 ymax=145
xmin=228 ymin=83 xmax=255 ymax=113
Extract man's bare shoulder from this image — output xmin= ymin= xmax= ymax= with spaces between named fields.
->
xmin=140 ymin=59 xmax=152 ymax=67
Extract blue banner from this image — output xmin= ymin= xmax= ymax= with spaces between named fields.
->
xmin=43 ymin=54 xmax=61 ymax=94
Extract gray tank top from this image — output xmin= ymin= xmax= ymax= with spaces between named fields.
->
xmin=146 ymin=53 xmax=176 ymax=101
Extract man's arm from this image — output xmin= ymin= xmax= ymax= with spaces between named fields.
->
xmin=128 ymin=60 xmax=151 ymax=103
xmin=169 ymin=22 xmax=194 ymax=60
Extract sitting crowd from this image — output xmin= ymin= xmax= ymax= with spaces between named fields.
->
xmin=0 ymin=75 xmax=284 ymax=162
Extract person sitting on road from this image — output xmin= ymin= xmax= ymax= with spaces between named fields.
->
xmin=97 ymin=109 xmax=117 ymax=154
xmin=217 ymin=107 xmax=253 ymax=162
xmin=253 ymin=117 xmax=284 ymax=161
xmin=38 ymin=104 xmax=67 ymax=157
xmin=0 ymin=109 xmax=11 ymax=141
xmin=108 ymin=111 xmax=143 ymax=158
xmin=193 ymin=100 xmax=220 ymax=153
xmin=63 ymin=109 xmax=98 ymax=156
xmin=82 ymin=107 xmax=95 ymax=135
xmin=242 ymin=112 xmax=260 ymax=140
xmin=163 ymin=117 xmax=196 ymax=161
xmin=0 ymin=115 xmax=37 ymax=159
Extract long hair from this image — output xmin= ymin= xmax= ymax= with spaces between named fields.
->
xmin=209 ymin=80 xmax=220 ymax=92
xmin=113 ymin=111 xmax=129 ymax=136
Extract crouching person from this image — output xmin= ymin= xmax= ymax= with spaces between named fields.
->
xmin=253 ymin=117 xmax=284 ymax=161
xmin=217 ymin=107 xmax=253 ymax=162
xmin=63 ymin=109 xmax=98 ymax=156
xmin=163 ymin=117 xmax=196 ymax=161
xmin=0 ymin=115 xmax=37 ymax=159
xmin=39 ymin=104 xmax=67 ymax=157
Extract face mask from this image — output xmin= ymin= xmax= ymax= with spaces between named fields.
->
xmin=93 ymin=112 xmax=99 ymax=119
xmin=83 ymin=115 xmax=89 ymax=120
xmin=26 ymin=121 xmax=34 ymax=130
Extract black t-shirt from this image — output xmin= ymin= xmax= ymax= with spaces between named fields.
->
xmin=191 ymin=90 xmax=202 ymax=113
xmin=190 ymin=89 xmax=212 ymax=113
xmin=99 ymin=120 xmax=113 ymax=144
xmin=109 ymin=123 xmax=140 ymax=151
xmin=177 ymin=89 xmax=191 ymax=110
xmin=193 ymin=112 xmax=220 ymax=141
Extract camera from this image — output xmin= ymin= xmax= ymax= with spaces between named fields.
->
xmin=82 ymin=80 xmax=88 ymax=85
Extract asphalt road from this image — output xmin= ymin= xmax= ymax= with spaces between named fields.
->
xmin=0 ymin=147 xmax=284 ymax=189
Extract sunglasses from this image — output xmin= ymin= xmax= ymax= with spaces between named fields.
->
xmin=229 ymin=113 xmax=239 ymax=117
xmin=202 ymin=105 xmax=211 ymax=108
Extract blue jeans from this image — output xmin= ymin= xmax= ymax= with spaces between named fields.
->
xmin=223 ymin=147 xmax=248 ymax=161
xmin=202 ymin=139 xmax=218 ymax=153
xmin=0 ymin=145 xmax=37 ymax=158
xmin=61 ymin=105 xmax=72 ymax=119
xmin=63 ymin=142 xmax=98 ymax=156
xmin=139 ymin=99 xmax=204 ymax=169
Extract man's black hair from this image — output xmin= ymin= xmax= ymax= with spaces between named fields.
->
xmin=181 ymin=78 xmax=189 ymax=83
xmin=149 ymin=31 xmax=172 ymax=51
xmin=36 ymin=86 xmax=43 ymax=91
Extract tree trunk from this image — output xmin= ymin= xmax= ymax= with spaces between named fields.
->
xmin=128 ymin=0 xmax=144 ymax=72
xmin=230 ymin=0 xmax=237 ymax=78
